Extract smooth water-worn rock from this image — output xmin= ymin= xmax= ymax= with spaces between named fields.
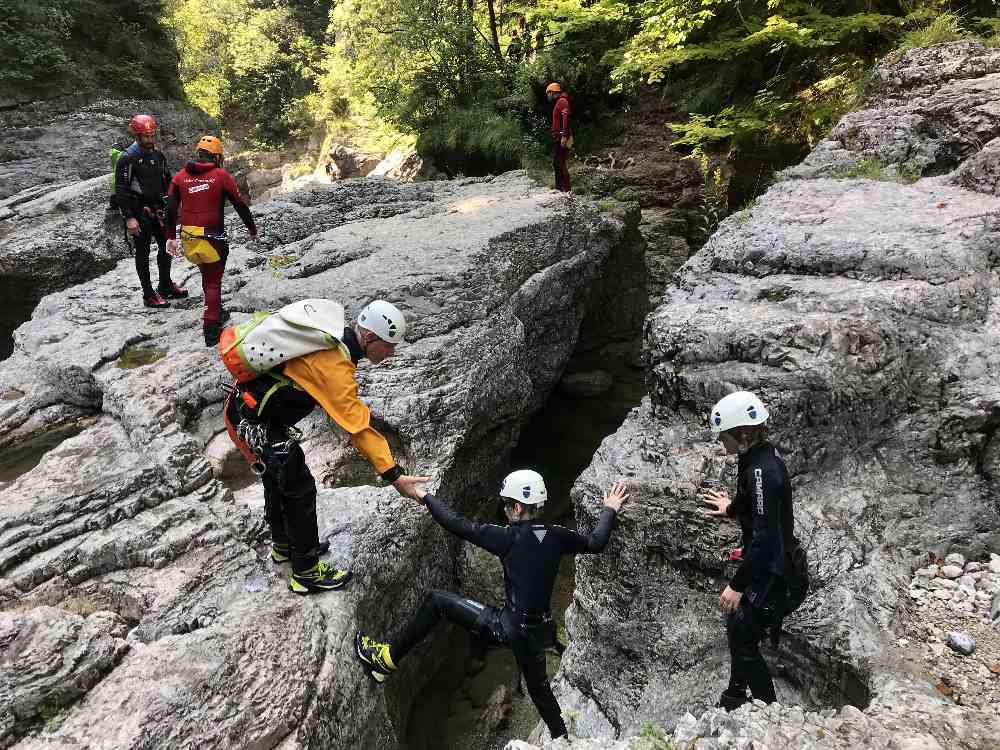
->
xmin=947 ymin=631 xmax=976 ymax=656
xmin=0 ymin=171 xmax=643 ymax=749
xmin=550 ymin=41 xmax=1000 ymax=750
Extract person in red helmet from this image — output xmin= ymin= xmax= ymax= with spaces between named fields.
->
xmin=546 ymin=83 xmax=572 ymax=192
xmin=114 ymin=114 xmax=187 ymax=308
xmin=165 ymin=135 xmax=257 ymax=346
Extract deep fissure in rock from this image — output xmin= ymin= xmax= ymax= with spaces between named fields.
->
xmin=404 ymin=343 xmax=647 ymax=750
xmin=0 ymin=275 xmax=42 ymax=360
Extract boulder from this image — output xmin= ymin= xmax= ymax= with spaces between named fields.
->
xmin=0 ymin=171 xmax=643 ymax=748
xmin=946 ymin=632 xmax=976 ymax=656
xmin=553 ymin=41 xmax=1000 ymax=750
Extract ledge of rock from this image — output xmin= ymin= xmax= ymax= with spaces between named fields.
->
xmin=548 ymin=41 xmax=1000 ymax=749
xmin=0 ymin=171 xmax=643 ymax=748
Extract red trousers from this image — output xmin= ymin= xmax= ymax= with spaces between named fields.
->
xmin=552 ymin=143 xmax=571 ymax=192
xmin=199 ymin=240 xmax=228 ymax=324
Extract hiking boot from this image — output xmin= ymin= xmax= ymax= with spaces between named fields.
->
xmin=158 ymin=281 xmax=189 ymax=299
xmin=287 ymin=561 xmax=352 ymax=595
xmin=143 ymin=292 xmax=170 ymax=309
xmin=717 ymin=687 xmax=749 ymax=712
xmin=204 ymin=323 xmax=222 ymax=347
xmin=355 ymin=631 xmax=396 ymax=683
xmin=271 ymin=540 xmax=330 ymax=564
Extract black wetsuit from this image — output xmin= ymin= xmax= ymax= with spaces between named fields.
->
xmin=114 ymin=143 xmax=174 ymax=295
xmin=390 ymin=495 xmax=618 ymax=739
xmin=723 ymin=441 xmax=794 ymax=705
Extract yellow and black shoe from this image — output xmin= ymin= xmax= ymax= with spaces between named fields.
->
xmin=355 ymin=631 xmax=396 ymax=683
xmin=272 ymin=541 xmax=331 ymax=564
xmin=287 ymin=561 xmax=352 ymax=594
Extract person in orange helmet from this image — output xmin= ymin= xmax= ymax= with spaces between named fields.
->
xmin=546 ymin=83 xmax=572 ymax=192
xmin=165 ymin=135 xmax=257 ymax=346
xmin=114 ymin=114 xmax=187 ymax=308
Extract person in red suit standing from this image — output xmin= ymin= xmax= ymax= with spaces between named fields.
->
xmin=165 ymin=136 xmax=257 ymax=346
xmin=546 ymin=83 xmax=572 ymax=192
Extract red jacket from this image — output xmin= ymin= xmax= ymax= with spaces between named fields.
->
xmin=551 ymin=93 xmax=572 ymax=139
xmin=165 ymin=161 xmax=255 ymax=240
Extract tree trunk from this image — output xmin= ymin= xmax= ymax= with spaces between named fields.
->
xmin=485 ymin=0 xmax=501 ymax=59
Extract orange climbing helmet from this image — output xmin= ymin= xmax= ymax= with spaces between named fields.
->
xmin=196 ymin=135 xmax=224 ymax=156
xmin=545 ymin=82 xmax=562 ymax=94
xmin=128 ymin=114 xmax=157 ymax=136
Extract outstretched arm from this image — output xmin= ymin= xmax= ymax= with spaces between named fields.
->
xmin=557 ymin=482 xmax=627 ymax=554
xmin=423 ymin=493 xmax=512 ymax=557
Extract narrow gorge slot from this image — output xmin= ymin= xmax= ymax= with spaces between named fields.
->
xmin=405 ymin=341 xmax=647 ymax=750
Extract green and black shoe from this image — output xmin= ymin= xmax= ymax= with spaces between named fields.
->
xmin=271 ymin=541 xmax=330 ymax=564
xmin=287 ymin=561 xmax=352 ymax=594
xmin=355 ymin=632 xmax=396 ymax=683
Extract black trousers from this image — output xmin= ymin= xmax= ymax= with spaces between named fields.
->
xmin=260 ymin=440 xmax=321 ymax=573
xmin=725 ymin=578 xmax=786 ymax=703
xmin=133 ymin=215 xmax=173 ymax=295
xmin=390 ymin=590 xmax=568 ymax=739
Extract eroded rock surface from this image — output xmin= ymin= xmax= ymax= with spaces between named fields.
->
xmin=550 ymin=41 xmax=1000 ymax=749
xmin=0 ymin=172 xmax=642 ymax=748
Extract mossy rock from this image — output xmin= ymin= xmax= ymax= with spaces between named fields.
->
xmin=117 ymin=346 xmax=167 ymax=369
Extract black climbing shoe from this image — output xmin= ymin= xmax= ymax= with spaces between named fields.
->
xmin=287 ymin=561 xmax=352 ymax=595
xmin=158 ymin=281 xmax=189 ymax=299
xmin=271 ymin=541 xmax=330 ymax=564
xmin=204 ymin=323 xmax=222 ymax=347
xmin=355 ymin=631 xmax=396 ymax=683
xmin=718 ymin=688 xmax=749 ymax=712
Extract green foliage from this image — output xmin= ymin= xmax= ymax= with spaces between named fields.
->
xmin=417 ymin=106 xmax=524 ymax=174
xmin=0 ymin=0 xmax=181 ymax=99
xmin=899 ymin=11 xmax=966 ymax=49
xmin=634 ymin=721 xmax=677 ymax=750
xmin=835 ymin=157 xmax=923 ymax=182
xmin=166 ymin=0 xmax=324 ymax=146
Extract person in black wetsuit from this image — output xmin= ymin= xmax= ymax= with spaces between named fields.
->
xmin=701 ymin=390 xmax=795 ymax=711
xmin=114 ymin=114 xmax=186 ymax=309
xmin=355 ymin=469 xmax=628 ymax=740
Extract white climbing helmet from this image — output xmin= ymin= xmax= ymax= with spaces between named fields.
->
xmin=500 ymin=469 xmax=547 ymax=505
xmin=358 ymin=299 xmax=407 ymax=344
xmin=709 ymin=391 xmax=770 ymax=434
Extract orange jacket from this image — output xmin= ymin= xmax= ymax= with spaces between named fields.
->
xmin=283 ymin=348 xmax=397 ymax=476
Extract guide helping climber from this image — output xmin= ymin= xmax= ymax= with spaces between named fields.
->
xmin=220 ymin=298 xmax=429 ymax=594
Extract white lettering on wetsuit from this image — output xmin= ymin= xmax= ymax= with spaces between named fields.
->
xmin=754 ymin=468 xmax=764 ymax=515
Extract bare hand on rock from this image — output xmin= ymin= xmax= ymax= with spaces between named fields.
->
xmin=602 ymin=481 xmax=629 ymax=512
xmin=701 ymin=487 xmax=731 ymax=517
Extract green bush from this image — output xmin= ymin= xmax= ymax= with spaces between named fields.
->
xmin=0 ymin=0 xmax=181 ymax=99
xmin=898 ymin=12 xmax=967 ymax=49
xmin=417 ymin=105 xmax=524 ymax=175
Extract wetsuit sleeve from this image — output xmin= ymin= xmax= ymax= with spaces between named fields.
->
xmin=423 ymin=494 xmax=513 ymax=556
xmin=115 ymin=153 xmax=136 ymax=219
xmin=165 ymin=178 xmax=181 ymax=240
xmin=730 ymin=462 xmax=784 ymax=593
xmin=283 ymin=349 xmax=400 ymax=479
xmin=553 ymin=508 xmax=617 ymax=554
xmin=222 ymin=170 xmax=256 ymax=235
xmin=559 ymin=100 xmax=570 ymax=136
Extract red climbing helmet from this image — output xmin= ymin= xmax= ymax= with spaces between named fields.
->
xmin=128 ymin=114 xmax=158 ymax=136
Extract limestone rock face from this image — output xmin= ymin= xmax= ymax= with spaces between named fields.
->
xmin=554 ymin=41 xmax=1000 ymax=749
xmin=0 ymin=171 xmax=641 ymax=748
